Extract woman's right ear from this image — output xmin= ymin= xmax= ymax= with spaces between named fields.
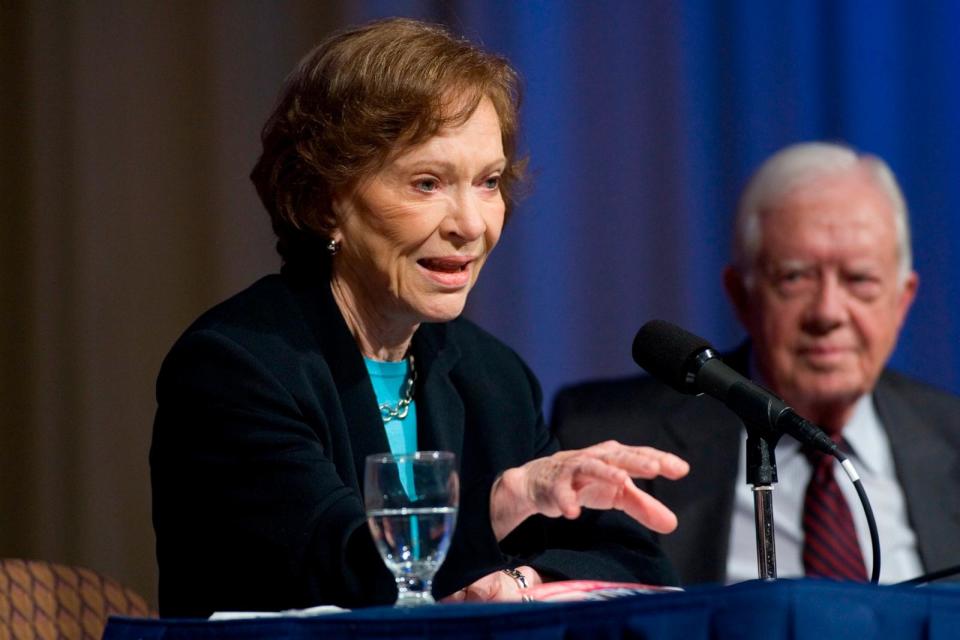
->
xmin=329 ymin=197 xmax=343 ymax=224
xmin=324 ymin=198 xmax=345 ymax=256
xmin=330 ymin=188 xmax=356 ymax=227
xmin=326 ymin=196 xmax=346 ymax=242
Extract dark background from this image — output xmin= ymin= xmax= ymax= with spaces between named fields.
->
xmin=2 ymin=0 xmax=958 ymax=605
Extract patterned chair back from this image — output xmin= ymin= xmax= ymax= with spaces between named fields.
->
xmin=0 ymin=558 xmax=153 ymax=640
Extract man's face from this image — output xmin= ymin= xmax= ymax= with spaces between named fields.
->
xmin=726 ymin=169 xmax=918 ymax=426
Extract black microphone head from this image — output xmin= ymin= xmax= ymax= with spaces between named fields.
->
xmin=632 ymin=319 xmax=715 ymax=394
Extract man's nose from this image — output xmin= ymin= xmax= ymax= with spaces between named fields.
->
xmin=803 ymin=273 xmax=848 ymax=332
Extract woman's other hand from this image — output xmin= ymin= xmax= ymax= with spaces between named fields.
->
xmin=489 ymin=441 xmax=689 ymax=540
xmin=441 ymin=565 xmax=541 ymax=603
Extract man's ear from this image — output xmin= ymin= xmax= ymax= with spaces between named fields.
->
xmin=896 ymin=270 xmax=919 ymax=327
xmin=723 ymin=265 xmax=751 ymax=328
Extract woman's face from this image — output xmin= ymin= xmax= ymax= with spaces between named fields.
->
xmin=331 ymin=97 xmax=506 ymax=327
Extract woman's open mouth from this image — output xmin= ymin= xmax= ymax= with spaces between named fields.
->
xmin=417 ymin=257 xmax=475 ymax=287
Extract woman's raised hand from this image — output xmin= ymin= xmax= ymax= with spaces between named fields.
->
xmin=489 ymin=440 xmax=689 ymax=541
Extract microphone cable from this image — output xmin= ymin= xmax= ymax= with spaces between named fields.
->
xmin=897 ymin=564 xmax=960 ymax=586
xmin=835 ymin=451 xmax=881 ymax=584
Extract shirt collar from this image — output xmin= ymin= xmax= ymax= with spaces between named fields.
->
xmin=840 ymin=393 xmax=890 ymax=475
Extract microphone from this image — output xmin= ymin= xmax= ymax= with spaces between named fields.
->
xmin=632 ymin=319 xmax=838 ymax=457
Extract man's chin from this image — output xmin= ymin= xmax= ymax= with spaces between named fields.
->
xmin=788 ymin=374 xmax=869 ymax=413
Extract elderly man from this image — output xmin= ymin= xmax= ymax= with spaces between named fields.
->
xmin=553 ymin=142 xmax=960 ymax=585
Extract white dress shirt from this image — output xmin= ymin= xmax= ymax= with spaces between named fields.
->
xmin=725 ymin=393 xmax=924 ymax=584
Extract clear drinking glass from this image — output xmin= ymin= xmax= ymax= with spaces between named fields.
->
xmin=364 ymin=451 xmax=459 ymax=606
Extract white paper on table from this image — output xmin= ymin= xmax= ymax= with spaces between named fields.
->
xmin=524 ymin=580 xmax=683 ymax=602
xmin=209 ymin=605 xmax=348 ymax=620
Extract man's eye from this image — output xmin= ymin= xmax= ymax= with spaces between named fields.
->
xmin=770 ymin=269 xmax=815 ymax=296
xmin=777 ymin=270 xmax=810 ymax=285
xmin=846 ymin=274 xmax=882 ymax=298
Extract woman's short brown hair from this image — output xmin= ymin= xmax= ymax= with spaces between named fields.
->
xmin=251 ymin=17 xmax=526 ymax=265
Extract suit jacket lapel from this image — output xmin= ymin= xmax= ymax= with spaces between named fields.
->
xmin=655 ymin=343 xmax=751 ymax=584
xmin=875 ymin=373 xmax=960 ymax=573
xmin=656 ymin=392 xmax=743 ymax=584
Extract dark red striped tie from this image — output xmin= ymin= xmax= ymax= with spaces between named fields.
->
xmin=802 ymin=446 xmax=867 ymax=581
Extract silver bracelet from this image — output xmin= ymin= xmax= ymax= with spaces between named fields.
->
xmin=501 ymin=567 xmax=533 ymax=602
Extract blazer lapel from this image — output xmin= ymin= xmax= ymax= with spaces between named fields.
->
xmin=411 ymin=322 xmax=465 ymax=465
xmin=875 ymin=374 xmax=960 ymax=573
xmin=288 ymin=271 xmax=390 ymax=492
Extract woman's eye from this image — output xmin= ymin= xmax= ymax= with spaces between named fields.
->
xmin=483 ymin=176 xmax=501 ymax=190
xmin=415 ymin=179 xmax=438 ymax=193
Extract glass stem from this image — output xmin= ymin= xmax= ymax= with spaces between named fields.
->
xmin=395 ymin=575 xmax=434 ymax=606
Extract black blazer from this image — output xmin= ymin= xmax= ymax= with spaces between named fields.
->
xmin=552 ymin=350 xmax=960 ymax=586
xmin=151 ymin=270 xmax=675 ymax=617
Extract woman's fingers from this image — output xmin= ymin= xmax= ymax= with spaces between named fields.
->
xmin=587 ymin=441 xmax=690 ymax=480
xmin=450 ymin=572 xmax=503 ymax=602
xmin=443 ymin=567 xmax=540 ymax=603
xmin=615 ymin=477 xmax=680 ymax=533
xmin=553 ymin=479 xmax=582 ymax=519
xmin=440 ymin=589 xmax=466 ymax=603
xmin=533 ymin=455 xmax=626 ymax=518
xmin=567 ymin=455 xmax=632 ymax=489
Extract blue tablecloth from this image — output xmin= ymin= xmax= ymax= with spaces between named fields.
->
xmin=103 ymin=579 xmax=960 ymax=640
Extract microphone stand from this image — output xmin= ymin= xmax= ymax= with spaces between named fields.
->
xmin=745 ymin=429 xmax=781 ymax=580
xmin=721 ymin=379 xmax=785 ymax=580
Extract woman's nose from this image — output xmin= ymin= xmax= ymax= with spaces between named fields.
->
xmin=442 ymin=191 xmax=486 ymax=242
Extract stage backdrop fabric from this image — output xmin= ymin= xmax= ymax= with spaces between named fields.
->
xmin=2 ymin=0 xmax=959 ymax=606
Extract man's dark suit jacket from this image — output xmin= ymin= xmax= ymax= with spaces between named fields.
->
xmin=151 ymin=268 xmax=674 ymax=617
xmin=552 ymin=351 xmax=960 ymax=586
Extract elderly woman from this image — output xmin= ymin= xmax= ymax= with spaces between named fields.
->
xmin=150 ymin=18 xmax=688 ymax=617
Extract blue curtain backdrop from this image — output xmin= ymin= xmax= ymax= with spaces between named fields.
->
xmin=348 ymin=1 xmax=960 ymax=418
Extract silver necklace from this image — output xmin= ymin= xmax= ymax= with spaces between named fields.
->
xmin=379 ymin=356 xmax=416 ymax=423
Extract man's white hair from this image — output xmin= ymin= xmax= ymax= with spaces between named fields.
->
xmin=732 ymin=142 xmax=912 ymax=286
